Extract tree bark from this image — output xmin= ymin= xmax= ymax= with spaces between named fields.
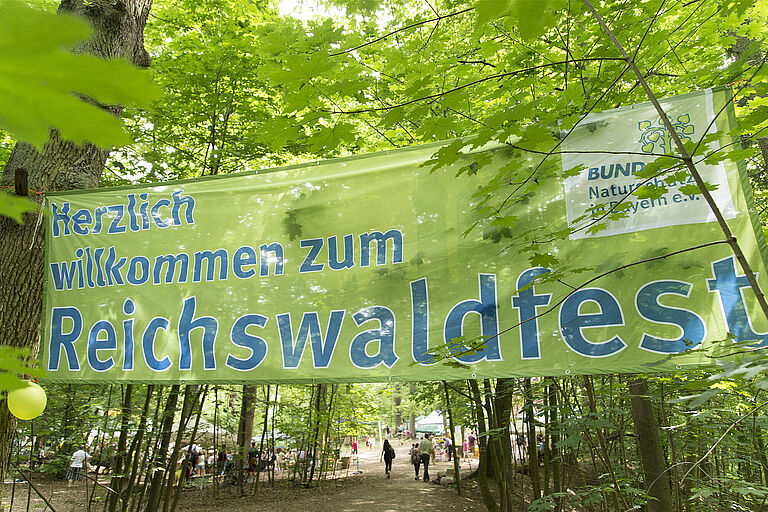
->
xmin=442 ymin=381 xmax=462 ymax=496
xmin=143 ymin=384 xmax=179 ymax=512
xmin=236 ymin=385 xmax=257 ymax=494
xmin=629 ymin=378 xmax=673 ymax=512
xmin=253 ymin=385 xmax=270 ymax=491
xmin=524 ymin=378 xmax=542 ymax=501
xmin=121 ymin=385 xmax=154 ymax=512
xmin=0 ymin=0 xmax=153 ymax=483
xmin=468 ymin=379 xmax=498 ymax=512
xmin=108 ymin=384 xmax=133 ymax=512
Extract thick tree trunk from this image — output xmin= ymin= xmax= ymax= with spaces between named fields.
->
xmin=0 ymin=0 xmax=152 ymax=483
xmin=629 ymin=378 xmax=673 ymax=512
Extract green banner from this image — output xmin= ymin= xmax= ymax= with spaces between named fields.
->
xmin=42 ymin=88 xmax=768 ymax=383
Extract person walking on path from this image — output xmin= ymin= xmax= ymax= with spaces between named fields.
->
xmin=381 ymin=439 xmax=395 ymax=478
xmin=418 ymin=434 xmax=435 ymax=482
xmin=66 ymin=446 xmax=91 ymax=488
xmin=410 ymin=443 xmax=421 ymax=480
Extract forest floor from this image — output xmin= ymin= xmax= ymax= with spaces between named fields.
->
xmin=1 ymin=440 xmax=489 ymax=511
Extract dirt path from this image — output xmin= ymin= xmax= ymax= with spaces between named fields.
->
xmin=2 ymin=442 xmax=487 ymax=512
xmin=249 ymin=441 xmax=486 ymax=512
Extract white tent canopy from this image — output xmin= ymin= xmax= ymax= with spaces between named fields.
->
xmin=415 ymin=410 xmax=445 ymax=434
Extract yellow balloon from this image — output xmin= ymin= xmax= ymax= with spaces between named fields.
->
xmin=7 ymin=381 xmax=47 ymax=420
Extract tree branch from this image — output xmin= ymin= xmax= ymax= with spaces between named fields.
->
xmin=329 ymin=7 xmax=473 ymax=57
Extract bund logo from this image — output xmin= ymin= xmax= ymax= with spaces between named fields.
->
xmin=638 ymin=114 xmax=694 ymax=154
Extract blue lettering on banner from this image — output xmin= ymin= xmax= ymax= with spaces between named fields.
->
xmin=708 ymin=256 xmax=768 ymax=347
xmin=227 ymin=314 xmax=269 ymax=371
xmin=94 ymin=248 xmax=106 ymax=287
xmin=107 ymin=205 xmax=126 ymax=234
xmin=410 ymin=278 xmax=435 ymax=365
xmin=142 ymin=317 xmax=171 ymax=372
xmin=93 ymin=206 xmax=108 ymax=234
xmin=259 ymin=243 xmax=284 ymax=276
xmin=48 ymin=306 xmax=82 ymax=371
xmin=87 ymin=320 xmax=117 ymax=372
xmin=178 ymin=296 xmax=218 ymax=370
xmin=636 ymin=280 xmax=706 ymax=353
xmin=328 ymin=234 xmax=355 ymax=271
xmin=50 ymin=260 xmax=78 ymax=291
xmin=171 ymin=191 xmax=195 ymax=226
xmin=559 ymin=288 xmax=627 ymax=357
xmin=359 ymin=230 xmax=403 ymax=267
xmin=104 ymin=247 xmax=127 ymax=286
xmin=126 ymin=256 xmax=150 ymax=285
xmin=233 ymin=246 xmax=258 ymax=279
xmin=444 ymin=273 xmax=502 ymax=363
xmin=511 ymin=268 xmax=552 ymax=359
xmin=71 ymin=209 xmax=92 ymax=235
xmin=51 ymin=202 xmax=71 ymax=237
xmin=349 ymin=306 xmax=397 ymax=369
xmin=49 ymin=191 xmax=195 ymax=239
xmin=150 ymin=199 xmax=172 ymax=228
xmin=193 ymin=249 xmax=228 ymax=282
xmin=278 ymin=311 xmax=345 ymax=369
xmin=127 ymin=194 xmax=140 ymax=232
xmin=155 ymin=253 xmax=190 ymax=284
xmin=299 ymin=238 xmax=324 ymax=273
xmin=122 ymin=299 xmax=135 ymax=371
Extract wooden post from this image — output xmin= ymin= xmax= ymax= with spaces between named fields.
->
xmin=14 ymin=168 xmax=27 ymax=196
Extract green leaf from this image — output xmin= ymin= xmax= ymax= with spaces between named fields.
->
xmin=475 ymin=0 xmax=513 ymax=26
xmin=679 ymin=182 xmax=718 ymax=195
xmin=0 ymin=191 xmax=39 ymax=224
xmin=510 ymin=0 xmax=563 ymax=40
xmin=308 ymin=122 xmax=356 ymax=153
xmin=529 ymin=252 xmax=558 ymax=268
xmin=0 ymin=2 xmax=161 ymax=148
xmin=0 ymin=346 xmax=44 ymax=392
xmin=634 ymin=184 xmax=667 ymax=200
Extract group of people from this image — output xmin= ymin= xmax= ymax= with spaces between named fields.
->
xmin=378 ymin=433 xmax=438 ymax=481
xmin=409 ymin=433 xmax=436 ymax=481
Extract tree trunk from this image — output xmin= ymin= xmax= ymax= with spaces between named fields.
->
xmin=121 ymin=385 xmax=154 ymax=512
xmin=468 ymin=379 xmax=498 ymax=512
xmin=394 ymin=384 xmax=402 ymax=430
xmin=442 ymin=381 xmax=462 ymax=496
xmin=409 ymin=383 xmax=417 ymax=439
xmin=253 ymin=385 xmax=270 ymax=492
xmin=0 ymin=0 xmax=153 ymax=483
xmin=143 ymin=384 xmax=179 ymax=512
xmin=162 ymin=385 xmax=197 ymax=512
xmin=629 ymin=378 xmax=673 ymax=512
xmin=524 ymin=378 xmax=542 ymax=501
xmin=236 ymin=385 xmax=257 ymax=494
xmin=108 ymin=384 xmax=133 ymax=512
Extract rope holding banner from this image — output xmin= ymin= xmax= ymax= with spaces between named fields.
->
xmin=29 ymin=195 xmax=45 ymax=251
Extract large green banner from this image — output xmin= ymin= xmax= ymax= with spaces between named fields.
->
xmin=42 ymin=88 xmax=768 ymax=383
